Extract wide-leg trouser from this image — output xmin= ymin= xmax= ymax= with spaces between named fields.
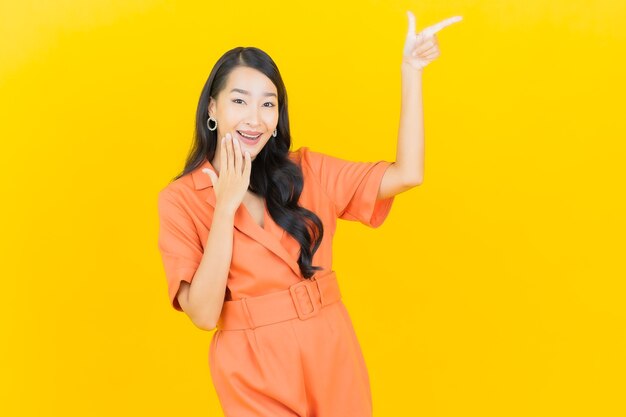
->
xmin=208 ymin=273 xmax=373 ymax=416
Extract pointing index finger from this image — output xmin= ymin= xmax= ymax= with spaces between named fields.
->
xmin=421 ymin=15 xmax=463 ymax=38
xmin=406 ymin=10 xmax=416 ymax=35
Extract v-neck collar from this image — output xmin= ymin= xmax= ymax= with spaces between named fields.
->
xmin=190 ymin=158 xmax=301 ymax=278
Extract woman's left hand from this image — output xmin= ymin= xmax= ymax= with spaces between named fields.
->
xmin=402 ymin=11 xmax=463 ymax=72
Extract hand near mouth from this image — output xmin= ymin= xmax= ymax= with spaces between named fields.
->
xmin=202 ymin=132 xmax=252 ymax=215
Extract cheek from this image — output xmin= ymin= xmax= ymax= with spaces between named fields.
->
xmin=223 ymin=107 xmax=241 ymax=123
xmin=263 ymin=110 xmax=278 ymax=125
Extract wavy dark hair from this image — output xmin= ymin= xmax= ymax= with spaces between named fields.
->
xmin=174 ymin=46 xmax=323 ymax=279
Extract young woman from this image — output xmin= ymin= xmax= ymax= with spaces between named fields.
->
xmin=157 ymin=11 xmax=461 ymax=417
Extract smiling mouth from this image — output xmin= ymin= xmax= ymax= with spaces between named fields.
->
xmin=237 ymin=130 xmax=262 ymax=140
xmin=235 ymin=130 xmax=262 ymax=145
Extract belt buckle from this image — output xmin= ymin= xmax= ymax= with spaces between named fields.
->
xmin=289 ymin=279 xmax=320 ymax=320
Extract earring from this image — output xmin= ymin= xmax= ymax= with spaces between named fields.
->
xmin=272 ymin=129 xmax=277 ymax=137
xmin=207 ymin=115 xmax=217 ymax=131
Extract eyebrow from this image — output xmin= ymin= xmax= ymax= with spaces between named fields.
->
xmin=230 ymin=88 xmax=277 ymax=98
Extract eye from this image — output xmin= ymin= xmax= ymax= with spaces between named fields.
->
xmin=232 ymin=99 xmax=245 ymax=104
xmin=264 ymin=102 xmax=276 ymax=107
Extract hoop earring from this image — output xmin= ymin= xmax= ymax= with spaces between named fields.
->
xmin=207 ymin=116 xmax=217 ymax=131
xmin=272 ymin=129 xmax=277 ymax=138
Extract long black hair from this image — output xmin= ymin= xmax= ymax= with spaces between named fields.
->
xmin=174 ymin=46 xmax=323 ymax=279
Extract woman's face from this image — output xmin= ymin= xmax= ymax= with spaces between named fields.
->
xmin=208 ymin=66 xmax=279 ymax=165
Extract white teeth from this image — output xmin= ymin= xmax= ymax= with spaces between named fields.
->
xmin=238 ymin=131 xmax=261 ymax=139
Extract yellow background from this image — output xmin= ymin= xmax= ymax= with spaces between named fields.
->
xmin=2 ymin=0 xmax=625 ymax=415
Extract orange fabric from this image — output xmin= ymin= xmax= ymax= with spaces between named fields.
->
xmin=157 ymin=146 xmax=395 ymax=416
xmin=216 ymin=271 xmax=343 ymax=331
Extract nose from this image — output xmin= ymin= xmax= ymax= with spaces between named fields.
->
xmin=245 ymin=106 xmax=261 ymax=127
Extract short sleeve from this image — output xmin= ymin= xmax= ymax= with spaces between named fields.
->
xmin=301 ymin=148 xmax=395 ymax=228
xmin=157 ymin=189 xmax=203 ymax=312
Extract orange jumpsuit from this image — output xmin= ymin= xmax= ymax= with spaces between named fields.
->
xmin=158 ymin=146 xmax=395 ymax=416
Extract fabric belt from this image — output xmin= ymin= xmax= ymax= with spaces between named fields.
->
xmin=216 ymin=271 xmax=342 ymax=331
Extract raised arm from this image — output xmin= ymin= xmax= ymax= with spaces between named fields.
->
xmin=378 ymin=11 xmax=462 ymax=200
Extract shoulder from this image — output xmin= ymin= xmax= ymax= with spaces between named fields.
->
xmin=157 ymin=169 xmax=198 ymax=212
xmin=288 ymin=146 xmax=329 ymax=173
xmin=159 ymin=174 xmax=192 ymax=198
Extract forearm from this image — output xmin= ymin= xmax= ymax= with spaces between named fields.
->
xmin=186 ymin=204 xmax=235 ymax=329
xmin=396 ymin=63 xmax=425 ymax=184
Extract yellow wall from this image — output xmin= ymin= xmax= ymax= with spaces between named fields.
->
xmin=2 ymin=0 xmax=625 ymax=415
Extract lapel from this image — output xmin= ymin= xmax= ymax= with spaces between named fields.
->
xmin=191 ymin=158 xmax=302 ymax=278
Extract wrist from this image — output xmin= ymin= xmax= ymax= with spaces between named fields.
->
xmin=214 ymin=203 xmax=237 ymax=219
xmin=401 ymin=60 xmax=424 ymax=74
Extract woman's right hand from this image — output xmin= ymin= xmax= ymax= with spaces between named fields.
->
xmin=202 ymin=132 xmax=252 ymax=215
